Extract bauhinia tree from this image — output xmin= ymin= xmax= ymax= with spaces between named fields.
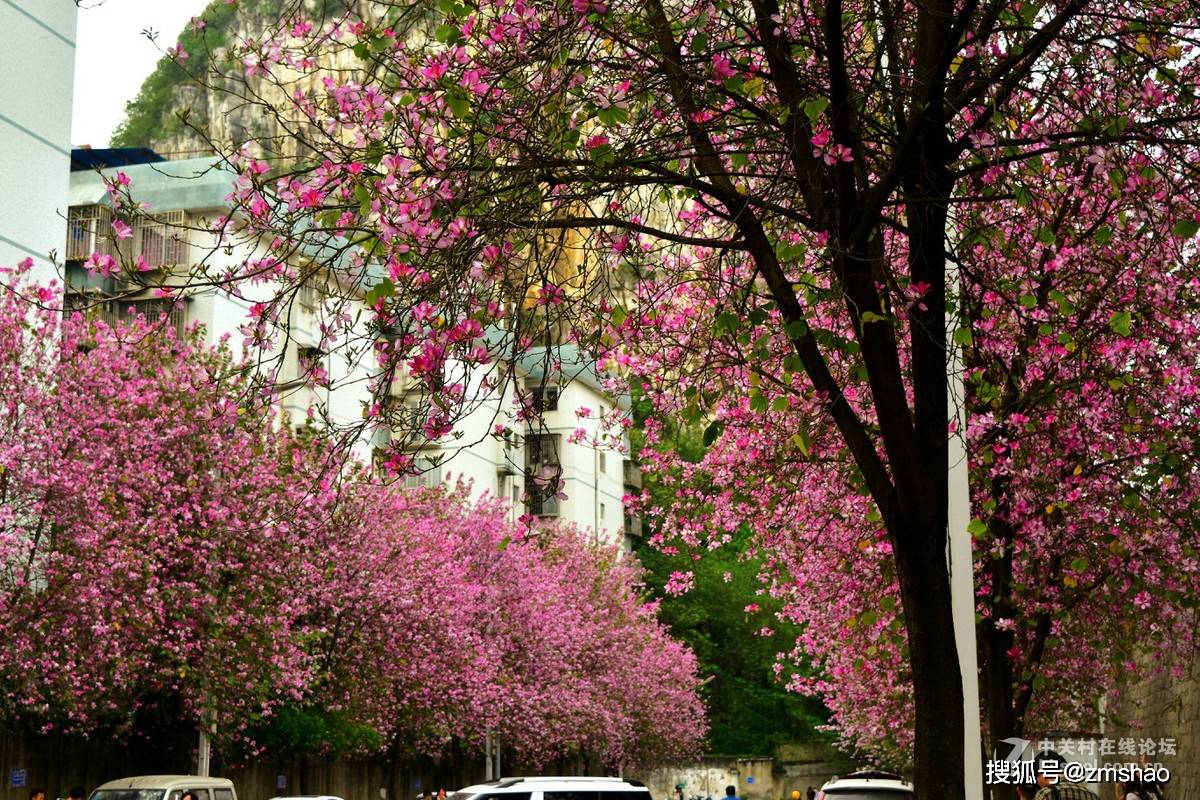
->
xmin=624 ymin=140 xmax=1200 ymax=776
xmin=0 ymin=265 xmax=704 ymax=767
xmin=307 ymin=483 xmax=705 ymax=772
xmin=112 ymin=0 xmax=1200 ymax=794
xmin=0 ymin=261 xmax=342 ymax=743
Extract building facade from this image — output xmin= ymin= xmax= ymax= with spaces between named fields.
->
xmin=0 ymin=1 xmax=77 ymax=282
xmin=63 ymin=153 xmax=641 ymax=549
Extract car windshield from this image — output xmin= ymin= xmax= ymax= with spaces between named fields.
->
xmin=823 ymin=792 xmax=913 ymax=799
xmin=90 ymin=790 xmax=165 ymax=800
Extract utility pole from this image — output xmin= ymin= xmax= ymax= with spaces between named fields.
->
xmin=947 ymin=237 xmax=984 ymax=797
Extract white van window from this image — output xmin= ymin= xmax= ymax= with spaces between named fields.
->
xmin=214 ymin=790 xmax=234 ymax=800
xmin=91 ymin=791 xmax=164 ymax=800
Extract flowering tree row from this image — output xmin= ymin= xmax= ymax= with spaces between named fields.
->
xmin=0 ymin=264 xmax=704 ymax=768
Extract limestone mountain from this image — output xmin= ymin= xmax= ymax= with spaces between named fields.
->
xmin=112 ymin=0 xmax=378 ymax=158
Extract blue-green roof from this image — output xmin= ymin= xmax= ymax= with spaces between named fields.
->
xmin=68 ymin=157 xmax=237 ymax=212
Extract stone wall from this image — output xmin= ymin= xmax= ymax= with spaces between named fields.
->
xmin=641 ymin=745 xmax=850 ymax=800
xmin=1106 ymin=651 xmax=1200 ymax=800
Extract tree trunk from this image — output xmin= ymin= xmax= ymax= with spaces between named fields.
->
xmin=892 ymin=520 xmax=965 ymax=800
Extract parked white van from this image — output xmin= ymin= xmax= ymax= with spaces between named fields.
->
xmin=450 ymin=777 xmax=651 ymax=800
xmin=89 ymin=775 xmax=238 ymax=800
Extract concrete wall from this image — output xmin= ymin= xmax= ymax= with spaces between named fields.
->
xmin=0 ymin=1 xmax=77 ymax=281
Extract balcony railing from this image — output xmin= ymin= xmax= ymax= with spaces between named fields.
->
xmin=64 ymin=295 xmax=187 ymax=336
xmin=66 ymin=206 xmax=188 ymax=268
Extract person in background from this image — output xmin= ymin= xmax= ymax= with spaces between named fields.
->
xmin=67 ymin=787 xmax=85 ymax=800
xmin=1032 ymin=751 xmax=1098 ymax=800
xmin=806 ymin=789 xmax=816 ymax=800
xmin=29 ymin=788 xmax=45 ymax=800
xmin=724 ymin=786 xmax=741 ymax=800
xmin=1119 ymin=778 xmax=1162 ymax=800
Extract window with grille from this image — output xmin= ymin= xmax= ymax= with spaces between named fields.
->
xmin=524 ymin=433 xmax=562 ymax=517
xmin=524 ymin=475 xmax=561 ymax=517
xmin=526 ymin=380 xmax=560 ymax=412
xmin=297 ymin=281 xmax=320 ymax=314
xmin=134 ymin=211 xmax=187 ymax=268
xmin=402 ymin=454 xmax=443 ymax=489
xmin=525 ymin=433 xmax=561 ymax=468
xmin=66 ymin=205 xmax=116 ymax=262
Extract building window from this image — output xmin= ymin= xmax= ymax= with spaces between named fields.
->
xmin=298 ymin=345 xmax=325 ymax=368
xmin=524 ymin=475 xmax=561 ymax=517
xmin=297 ymin=281 xmax=321 ymax=315
xmin=62 ymin=293 xmax=187 ymax=336
xmin=598 ymin=451 xmax=606 ymax=474
xmin=527 ymin=380 xmax=559 ymax=412
xmin=402 ymin=453 xmax=443 ymax=489
xmin=66 ymin=205 xmax=117 ymax=262
xmin=525 ymin=433 xmax=561 ymax=468
xmin=525 ymin=433 xmax=562 ymax=517
xmin=134 ymin=211 xmax=187 ymax=268
xmin=600 ymin=502 xmax=606 ymax=520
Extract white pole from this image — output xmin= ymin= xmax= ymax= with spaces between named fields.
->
xmin=485 ymin=732 xmax=493 ymax=781
xmin=198 ymin=728 xmax=211 ymax=777
xmin=947 ymin=236 xmax=984 ymax=797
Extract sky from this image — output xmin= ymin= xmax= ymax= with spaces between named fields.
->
xmin=71 ymin=0 xmax=211 ymax=148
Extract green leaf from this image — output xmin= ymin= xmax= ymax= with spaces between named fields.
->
xmin=784 ymin=319 xmax=808 ymax=339
xmin=1035 ymin=226 xmax=1056 ymax=245
xmin=435 ymin=23 xmax=463 ymax=45
xmin=1094 ymin=224 xmax=1113 ymax=245
xmin=1019 ymin=294 xmax=1037 ymax=308
xmin=802 ymin=96 xmax=828 ymax=123
xmin=446 ymin=91 xmax=470 ymax=119
xmin=1070 ymin=557 xmax=1088 ymax=572
xmin=749 ymin=391 xmax=769 ymax=413
xmin=702 ymin=420 xmax=724 ymax=447
xmin=1108 ymin=310 xmax=1133 ymax=336
xmin=790 ymin=430 xmax=810 ymax=456
xmin=967 ymin=519 xmax=989 ymax=539
xmin=771 ymin=396 xmax=790 ymax=412
xmin=364 ymin=279 xmax=396 ymax=307
xmin=715 ymin=311 xmax=740 ymax=336
xmin=1172 ymin=217 xmax=1200 ymax=238
xmin=860 ymin=310 xmax=889 ymax=325
xmin=952 ymin=326 xmax=973 ymax=346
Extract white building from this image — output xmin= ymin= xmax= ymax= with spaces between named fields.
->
xmin=401 ymin=345 xmax=643 ymax=549
xmin=0 ymin=1 xmax=77 ymax=282
xmin=64 ymin=153 xmax=378 ymax=454
xmin=63 ymin=152 xmax=642 ymax=548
